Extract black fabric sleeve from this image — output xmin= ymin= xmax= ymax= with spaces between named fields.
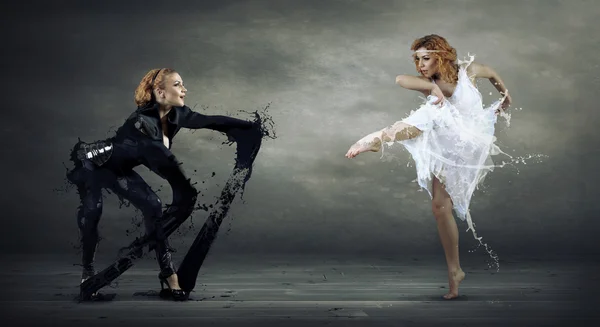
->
xmin=178 ymin=106 xmax=254 ymax=133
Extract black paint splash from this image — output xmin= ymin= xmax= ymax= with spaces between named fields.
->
xmin=76 ymin=104 xmax=275 ymax=301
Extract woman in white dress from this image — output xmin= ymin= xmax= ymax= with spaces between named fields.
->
xmin=345 ymin=34 xmax=511 ymax=299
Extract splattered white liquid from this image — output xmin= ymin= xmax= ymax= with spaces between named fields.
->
xmin=358 ymin=55 xmax=546 ymax=272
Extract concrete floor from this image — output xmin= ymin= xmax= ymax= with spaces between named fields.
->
xmin=1 ymin=253 xmax=598 ymax=326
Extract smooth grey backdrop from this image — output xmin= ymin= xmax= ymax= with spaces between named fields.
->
xmin=2 ymin=0 xmax=598 ymax=260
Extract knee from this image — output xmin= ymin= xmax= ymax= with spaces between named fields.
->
xmin=83 ymin=195 xmax=102 ymax=215
xmin=142 ymin=194 xmax=163 ymax=218
xmin=67 ymin=166 xmax=87 ymax=185
xmin=78 ymin=208 xmax=102 ymax=232
xmin=431 ymin=198 xmax=452 ymax=219
xmin=142 ymin=196 xmax=164 ymax=235
xmin=78 ymin=194 xmax=103 ymax=230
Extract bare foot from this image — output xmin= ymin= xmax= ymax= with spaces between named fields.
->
xmin=443 ymin=269 xmax=465 ymax=300
xmin=345 ymin=141 xmax=381 ymax=158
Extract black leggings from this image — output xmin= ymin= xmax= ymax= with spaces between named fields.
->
xmin=67 ymin=113 xmax=253 ymax=278
xmin=68 ymin=142 xmax=198 ymax=277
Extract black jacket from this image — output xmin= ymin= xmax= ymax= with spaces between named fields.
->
xmin=69 ymin=102 xmax=255 ymax=184
xmin=115 ymin=102 xmax=254 ymax=150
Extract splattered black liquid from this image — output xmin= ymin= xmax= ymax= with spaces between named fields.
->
xmin=76 ymin=105 xmax=275 ymax=301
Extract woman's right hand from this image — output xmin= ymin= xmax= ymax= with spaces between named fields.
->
xmin=429 ymin=84 xmax=445 ymax=105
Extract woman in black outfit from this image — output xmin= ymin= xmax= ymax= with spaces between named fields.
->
xmin=66 ymin=68 xmax=254 ymax=301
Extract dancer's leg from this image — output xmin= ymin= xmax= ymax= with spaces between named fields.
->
xmin=108 ymin=171 xmax=179 ymax=289
xmin=68 ymin=161 xmax=107 ymax=283
xmin=142 ymin=143 xmax=199 ymax=295
xmin=345 ymin=122 xmax=421 ymax=158
xmin=431 ymin=177 xmax=465 ymax=300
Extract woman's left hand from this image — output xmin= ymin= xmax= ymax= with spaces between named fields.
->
xmin=501 ymin=92 xmax=512 ymax=110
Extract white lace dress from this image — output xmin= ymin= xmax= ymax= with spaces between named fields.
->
xmin=360 ymin=56 xmax=506 ymax=234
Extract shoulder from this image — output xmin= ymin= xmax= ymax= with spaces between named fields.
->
xmin=170 ymin=105 xmax=202 ymax=126
xmin=466 ymin=62 xmax=482 ymax=75
xmin=172 ymin=105 xmax=194 ymax=122
xmin=123 ymin=107 xmax=144 ymax=123
xmin=466 ymin=61 xmax=496 ymax=79
xmin=134 ymin=102 xmax=159 ymax=117
xmin=175 ymin=105 xmax=192 ymax=114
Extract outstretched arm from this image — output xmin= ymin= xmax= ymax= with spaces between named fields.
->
xmin=178 ymin=106 xmax=254 ymax=133
xmin=468 ymin=62 xmax=511 ymax=109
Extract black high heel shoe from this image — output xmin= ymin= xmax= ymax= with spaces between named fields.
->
xmin=158 ymin=272 xmax=188 ymax=301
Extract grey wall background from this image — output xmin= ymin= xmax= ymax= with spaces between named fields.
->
xmin=2 ymin=0 xmax=598 ymax=259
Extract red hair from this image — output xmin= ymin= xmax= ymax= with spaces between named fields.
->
xmin=134 ymin=68 xmax=177 ymax=107
xmin=410 ymin=35 xmax=458 ymax=84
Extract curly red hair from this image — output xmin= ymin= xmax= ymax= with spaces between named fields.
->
xmin=134 ymin=68 xmax=177 ymax=108
xmin=410 ymin=35 xmax=458 ymax=84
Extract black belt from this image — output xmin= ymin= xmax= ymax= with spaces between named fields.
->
xmin=76 ymin=141 xmax=114 ymax=166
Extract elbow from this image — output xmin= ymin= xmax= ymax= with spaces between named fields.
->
xmin=395 ymin=75 xmax=408 ymax=86
xmin=395 ymin=74 xmax=417 ymax=89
